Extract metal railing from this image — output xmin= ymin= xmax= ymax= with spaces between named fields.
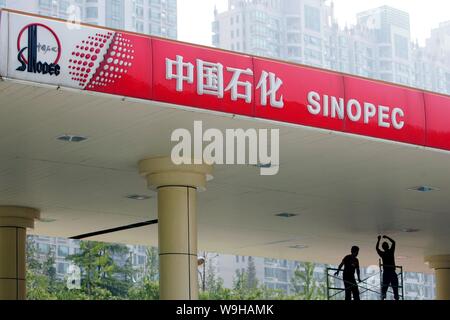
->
xmin=326 ymin=261 xmax=404 ymax=300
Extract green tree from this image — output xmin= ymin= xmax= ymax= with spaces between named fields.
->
xmin=205 ymin=258 xmax=218 ymax=291
xmin=26 ymin=269 xmax=57 ymax=300
xmin=246 ymin=256 xmax=258 ymax=290
xmin=232 ymin=269 xmax=290 ymax=300
xmin=290 ymin=262 xmax=327 ymax=300
xmin=26 ymin=236 xmax=41 ymax=271
xmin=68 ymin=240 xmax=133 ymax=299
xmin=144 ymin=246 xmax=159 ymax=282
xmin=127 ymin=246 xmax=160 ymax=300
xmin=26 ymin=236 xmax=58 ymax=300
xmin=42 ymin=248 xmax=57 ymax=292
xmin=231 ymin=269 xmax=261 ymax=299
xmin=128 ymin=279 xmax=159 ymax=300
xmin=199 ymin=278 xmax=233 ymax=300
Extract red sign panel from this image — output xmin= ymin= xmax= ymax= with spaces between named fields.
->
xmin=1 ymin=10 xmax=450 ymax=152
xmin=424 ymin=93 xmax=450 ymax=150
xmin=152 ymin=38 xmax=254 ymax=116
xmin=343 ymin=76 xmax=426 ymax=145
xmin=253 ymin=58 xmax=346 ymax=131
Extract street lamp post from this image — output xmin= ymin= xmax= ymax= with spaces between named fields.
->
xmin=198 ymin=252 xmax=219 ymax=292
xmin=198 ymin=254 xmax=206 ymax=292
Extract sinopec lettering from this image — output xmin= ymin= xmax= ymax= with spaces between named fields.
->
xmin=307 ymin=91 xmax=405 ymax=130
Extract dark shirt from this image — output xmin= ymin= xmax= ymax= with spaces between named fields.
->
xmin=342 ymin=254 xmax=359 ymax=279
xmin=378 ymin=248 xmax=396 ymax=271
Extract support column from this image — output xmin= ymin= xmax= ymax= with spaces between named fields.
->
xmin=0 ymin=206 xmax=40 ymax=300
xmin=426 ymin=255 xmax=450 ymax=300
xmin=139 ymin=157 xmax=213 ymax=300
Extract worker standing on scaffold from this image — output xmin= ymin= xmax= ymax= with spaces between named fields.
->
xmin=376 ymin=235 xmax=399 ymax=300
xmin=335 ymin=246 xmax=362 ymax=300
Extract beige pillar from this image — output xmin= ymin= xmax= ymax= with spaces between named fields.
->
xmin=0 ymin=206 xmax=40 ymax=300
xmin=426 ymin=255 xmax=450 ymax=300
xmin=139 ymin=157 xmax=213 ymax=300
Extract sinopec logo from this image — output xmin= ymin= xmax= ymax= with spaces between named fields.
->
xmin=16 ymin=23 xmax=61 ymax=76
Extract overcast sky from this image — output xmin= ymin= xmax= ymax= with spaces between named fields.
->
xmin=178 ymin=0 xmax=450 ymax=46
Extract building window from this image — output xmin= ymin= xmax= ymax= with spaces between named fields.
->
xmin=86 ymin=7 xmax=98 ymax=19
xmin=38 ymin=243 xmax=50 ymax=254
xmin=150 ymin=24 xmax=161 ymax=34
xmin=265 ymin=267 xmax=274 ymax=278
xmin=136 ymin=21 xmax=144 ymax=33
xmin=379 ymin=46 xmax=392 ymax=58
xmin=57 ymin=263 xmax=68 ymax=274
xmin=394 ymin=34 xmax=409 ymax=59
xmin=287 ymin=33 xmax=301 ymax=43
xmin=135 ymin=5 xmax=144 ymax=18
xmin=168 ymin=15 xmax=177 ymax=24
xmin=305 ymin=5 xmax=321 ymax=32
xmin=39 ymin=0 xmax=52 ymax=9
xmin=58 ymin=245 xmax=69 ymax=257
xmin=168 ymin=28 xmax=177 ymax=39
xmin=304 ymin=34 xmax=321 ymax=46
xmin=287 ymin=46 xmax=301 ymax=57
xmin=150 ymin=10 xmax=161 ymax=20
xmin=305 ymin=48 xmax=321 ymax=60
xmin=286 ymin=17 xmax=301 ymax=30
xmin=59 ymin=0 xmax=70 ymax=15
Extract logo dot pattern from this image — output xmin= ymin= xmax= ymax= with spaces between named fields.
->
xmin=68 ymin=31 xmax=113 ymax=88
xmin=85 ymin=33 xmax=135 ymax=90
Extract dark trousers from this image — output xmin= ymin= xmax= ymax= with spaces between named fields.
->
xmin=382 ymin=269 xmax=399 ymax=300
xmin=343 ymin=277 xmax=360 ymax=301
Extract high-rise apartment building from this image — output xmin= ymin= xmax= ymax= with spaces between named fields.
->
xmin=212 ymin=0 xmax=332 ymax=67
xmin=413 ymin=21 xmax=450 ymax=94
xmin=354 ymin=6 xmax=412 ymax=85
xmin=0 ymin=0 xmax=177 ymax=39
xmin=213 ymin=1 xmax=450 ymax=95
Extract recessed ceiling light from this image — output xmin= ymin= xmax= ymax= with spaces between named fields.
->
xmin=401 ymin=228 xmax=420 ymax=233
xmin=275 ymin=212 xmax=298 ymax=218
xmin=57 ymin=134 xmax=88 ymax=142
xmin=288 ymin=245 xmax=309 ymax=250
xmin=408 ymin=186 xmax=439 ymax=193
xmin=126 ymin=194 xmax=151 ymax=200
xmin=38 ymin=218 xmax=57 ymax=223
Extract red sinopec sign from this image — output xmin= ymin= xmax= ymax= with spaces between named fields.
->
xmin=153 ymin=38 xmax=254 ymax=116
xmin=1 ymin=10 xmax=450 ymax=152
